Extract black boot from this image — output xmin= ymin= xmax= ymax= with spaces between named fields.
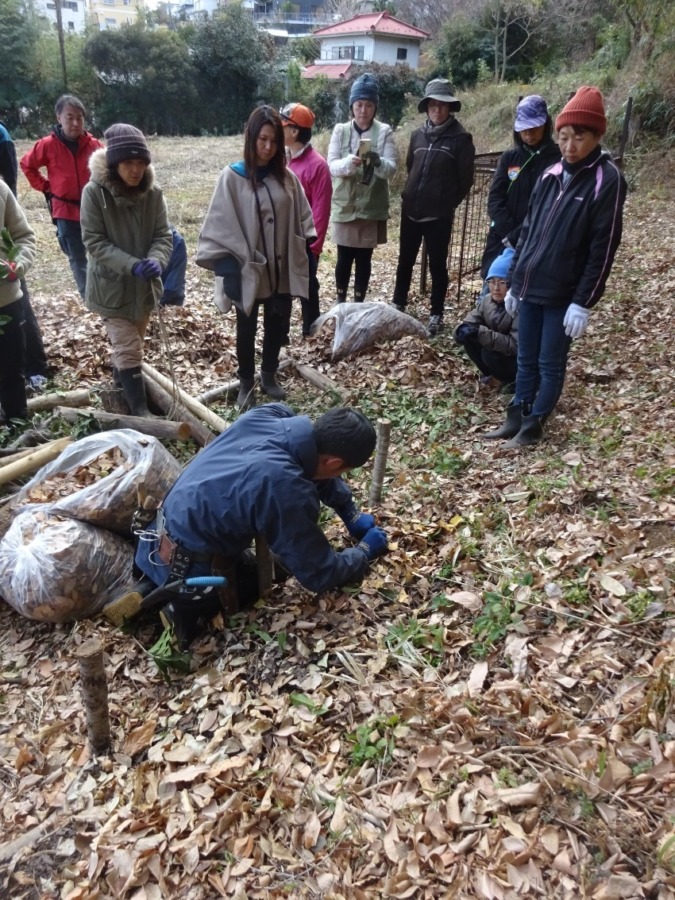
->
xmin=260 ymin=370 xmax=287 ymax=400
xmin=112 ymin=366 xmax=122 ymax=388
xmin=236 ymin=377 xmax=255 ymax=411
xmin=118 ymin=366 xmax=155 ymax=418
xmin=335 ymin=288 xmax=347 ymax=304
xmin=485 ymin=402 xmax=522 ymax=440
xmin=504 ymin=414 xmax=544 ymax=448
xmin=354 ymin=287 xmax=366 ymax=303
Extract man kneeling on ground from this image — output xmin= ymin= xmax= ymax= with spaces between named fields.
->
xmin=134 ymin=403 xmax=388 ymax=645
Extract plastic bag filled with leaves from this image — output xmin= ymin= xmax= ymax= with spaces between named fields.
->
xmin=310 ymin=301 xmax=428 ymax=361
xmin=17 ymin=429 xmax=182 ymax=535
xmin=0 ymin=508 xmax=135 ymax=622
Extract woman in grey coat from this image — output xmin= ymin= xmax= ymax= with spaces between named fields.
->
xmin=80 ymin=124 xmax=172 ymax=417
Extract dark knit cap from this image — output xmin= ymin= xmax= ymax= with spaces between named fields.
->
xmin=555 ymin=86 xmax=607 ymax=136
xmin=349 ymin=73 xmax=379 ymax=108
xmin=104 ymin=123 xmax=151 ymax=167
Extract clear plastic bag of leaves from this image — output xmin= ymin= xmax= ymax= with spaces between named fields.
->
xmin=0 ymin=508 xmax=135 ymax=622
xmin=17 ymin=429 xmax=182 ymax=535
xmin=310 ymin=301 xmax=428 ymax=361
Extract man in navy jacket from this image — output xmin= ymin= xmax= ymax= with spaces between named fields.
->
xmin=135 ymin=404 xmax=388 ymax=640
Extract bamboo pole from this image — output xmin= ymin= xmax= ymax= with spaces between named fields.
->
xmin=54 ymin=407 xmax=191 ymax=442
xmin=369 ymin=419 xmax=391 ymax=506
xmin=197 ymin=358 xmax=293 ymax=404
xmin=75 ymin=638 xmax=111 ymax=753
xmin=142 ymin=363 xmax=227 ymax=433
xmin=26 ymin=389 xmax=92 ymax=413
xmin=144 ymin=378 xmax=215 ymax=447
xmin=0 ymin=437 xmax=74 ymax=488
xmin=293 ymin=362 xmax=345 ymax=400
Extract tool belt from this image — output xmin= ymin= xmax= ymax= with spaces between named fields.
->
xmin=157 ymin=532 xmax=213 ymax=579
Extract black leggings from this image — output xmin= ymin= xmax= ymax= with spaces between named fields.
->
xmin=235 ymin=295 xmax=292 ymax=380
xmin=335 ymin=245 xmax=373 ymax=294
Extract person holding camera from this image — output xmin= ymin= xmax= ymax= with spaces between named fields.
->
xmin=327 ymin=72 xmax=397 ymax=304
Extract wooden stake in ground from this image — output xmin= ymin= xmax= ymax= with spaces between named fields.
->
xmin=255 ymin=534 xmax=274 ymax=597
xmin=75 ymin=638 xmax=111 ymax=754
xmin=369 ymin=418 xmax=391 ymax=506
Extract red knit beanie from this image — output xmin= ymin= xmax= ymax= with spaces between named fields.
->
xmin=555 ymin=86 xmax=607 ymax=136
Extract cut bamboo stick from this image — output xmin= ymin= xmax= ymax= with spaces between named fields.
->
xmin=27 ymin=389 xmax=91 ymax=412
xmin=293 ymin=362 xmax=346 ymax=400
xmin=75 ymin=638 xmax=111 ymax=753
xmin=54 ymin=407 xmax=191 ymax=441
xmin=369 ymin=418 xmax=391 ymax=506
xmin=0 ymin=437 xmax=73 ymax=488
xmin=144 ymin=378 xmax=215 ymax=447
xmin=142 ymin=363 xmax=227 ymax=433
xmin=197 ymin=359 xmax=293 ymax=404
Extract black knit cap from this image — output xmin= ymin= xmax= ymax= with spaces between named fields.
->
xmin=104 ymin=123 xmax=151 ymax=167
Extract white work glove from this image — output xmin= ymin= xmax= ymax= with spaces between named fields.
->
xmin=563 ymin=303 xmax=590 ymax=339
xmin=504 ymin=289 xmax=520 ymax=317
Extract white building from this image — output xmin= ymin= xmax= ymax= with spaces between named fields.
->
xmin=34 ymin=0 xmax=88 ymax=34
xmin=303 ymin=12 xmax=429 ymax=80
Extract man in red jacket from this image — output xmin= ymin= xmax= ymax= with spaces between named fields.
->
xmin=20 ymin=95 xmax=103 ymax=298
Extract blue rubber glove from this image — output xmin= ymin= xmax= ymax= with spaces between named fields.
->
xmin=341 ymin=509 xmax=376 ymax=539
xmin=357 ymin=526 xmax=388 ymax=561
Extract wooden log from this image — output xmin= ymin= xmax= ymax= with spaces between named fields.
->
xmin=293 ymin=362 xmax=346 ymax=400
xmin=54 ymin=407 xmax=191 ymax=442
xmin=75 ymin=638 xmax=111 ymax=753
xmin=27 ymin=388 xmax=91 ymax=413
xmin=145 ymin=378 xmax=215 ymax=447
xmin=0 ymin=437 xmax=74 ymax=488
xmin=369 ymin=418 xmax=391 ymax=506
xmin=142 ymin=363 xmax=227 ymax=433
xmin=197 ymin=358 xmax=293 ymax=404
xmin=255 ymin=534 xmax=274 ymax=597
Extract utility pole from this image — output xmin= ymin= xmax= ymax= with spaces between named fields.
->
xmin=54 ymin=0 xmax=69 ymax=90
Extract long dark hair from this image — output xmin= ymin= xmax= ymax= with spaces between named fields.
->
xmin=244 ymin=106 xmax=287 ymax=188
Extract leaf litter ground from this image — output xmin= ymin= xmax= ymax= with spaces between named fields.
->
xmin=0 ymin=139 xmax=674 ymax=899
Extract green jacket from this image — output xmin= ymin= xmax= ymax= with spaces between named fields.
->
xmin=80 ymin=149 xmax=172 ymax=320
xmin=327 ymin=119 xmax=397 ymax=223
xmin=0 ymin=180 xmax=36 ymax=309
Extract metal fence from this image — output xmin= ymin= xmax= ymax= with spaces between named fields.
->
xmin=420 ymin=151 xmax=502 ymax=308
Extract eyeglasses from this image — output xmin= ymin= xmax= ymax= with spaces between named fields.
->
xmin=488 ymin=278 xmax=508 ymax=286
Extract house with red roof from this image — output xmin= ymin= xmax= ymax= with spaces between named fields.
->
xmin=302 ymin=12 xmax=430 ymax=80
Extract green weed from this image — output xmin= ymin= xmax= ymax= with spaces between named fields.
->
xmin=470 ymin=585 xmax=523 ymax=658
xmin=385 ymin=616 xmax=445 ymax=667
xmin=346 ymin=715 xmax=400 ymax=768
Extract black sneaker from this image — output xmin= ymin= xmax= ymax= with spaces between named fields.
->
xmin=428 ymin=315 xmax=444 ymax=336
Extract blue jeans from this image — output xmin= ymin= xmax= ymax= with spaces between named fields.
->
xmin=55 ymin=218 xmax=87 ymax=298
xmin=515 ymin=301 xmax=571 ymax=417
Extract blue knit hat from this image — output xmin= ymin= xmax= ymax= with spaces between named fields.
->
xmin=349 ymin=73 xmax=379 ymax=108
xmin=487 ymin=248 xmax=515 ymax=280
